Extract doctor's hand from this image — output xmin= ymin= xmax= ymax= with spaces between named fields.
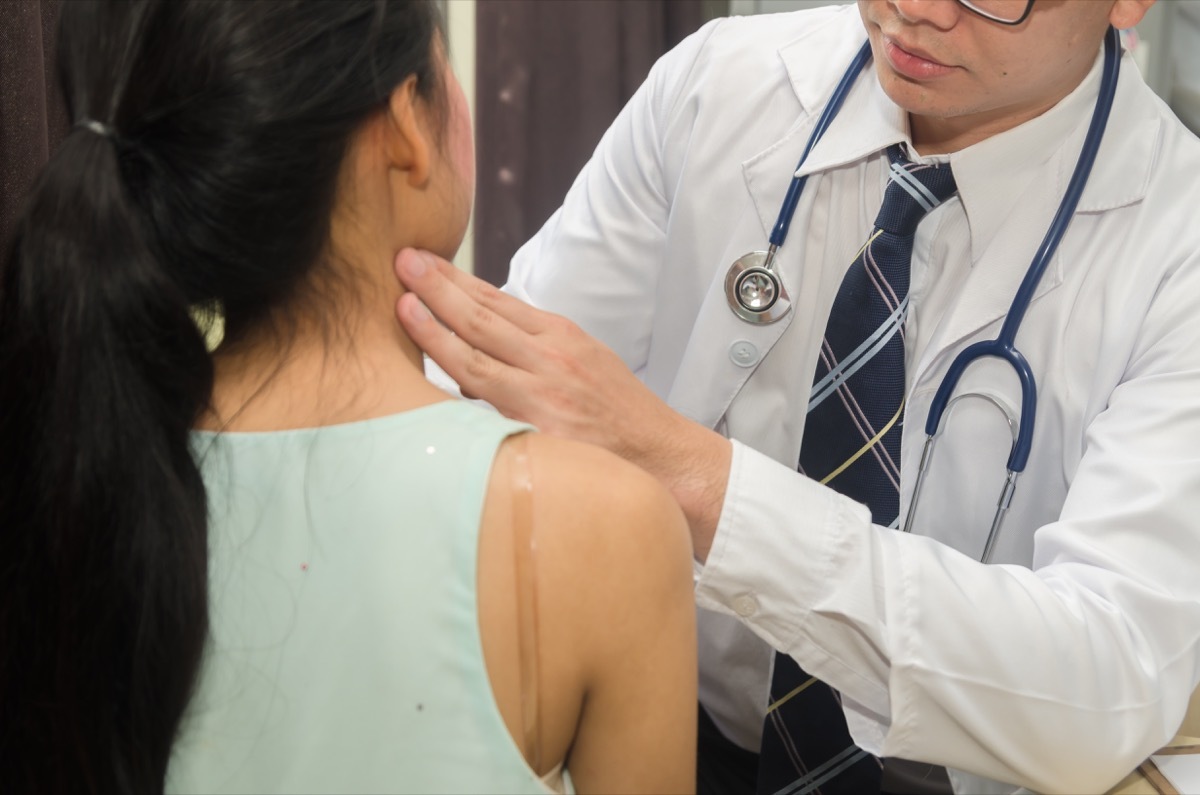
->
xmin=393 ymin=247 xmax=729 ymax=560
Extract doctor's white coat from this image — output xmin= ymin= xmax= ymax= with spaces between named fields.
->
xmin=503 ymin=6 xmax=1200 ymax=793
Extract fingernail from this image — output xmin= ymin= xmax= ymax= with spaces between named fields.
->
xmin=405 ymin=296 xmax=431 ymax=323
xmin=400 ymin=249 xmax=426 ymax=279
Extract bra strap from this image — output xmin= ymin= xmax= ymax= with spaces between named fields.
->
xmin=510 ymin=433 xmax=542 ymax=773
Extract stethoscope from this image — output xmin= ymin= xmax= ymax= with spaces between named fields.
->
xmin=725 ymin=27 xmax=1121 ymax=562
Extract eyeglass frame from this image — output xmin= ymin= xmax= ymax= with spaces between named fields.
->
xmin=958 ymin=0 xmax=1035 ymax=26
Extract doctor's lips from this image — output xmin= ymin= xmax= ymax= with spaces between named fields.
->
xmin=882 ymin=35 xmax=957 ymax=80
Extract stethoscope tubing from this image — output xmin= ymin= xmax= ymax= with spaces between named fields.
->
xmin=769 ymin=40 xmax=874 ymax=248
xmin=728 ymin=41 xmax=873 ymax=325
xmin=730 ymin=25 xmax=1122 ymax=561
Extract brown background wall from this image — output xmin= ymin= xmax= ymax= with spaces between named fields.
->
xmin=0 ymin=0 xmax=67 ymax=250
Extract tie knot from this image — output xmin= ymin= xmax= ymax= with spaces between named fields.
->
xmin=874 ymin=144 xmax=957 ymax=236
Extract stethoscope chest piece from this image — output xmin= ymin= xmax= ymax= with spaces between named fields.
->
xmin=725 ymin=250 xmax=792 ymax=324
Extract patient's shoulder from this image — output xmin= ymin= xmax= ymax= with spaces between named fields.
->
xmin=497 ymin=432 xmax=690 ymax=568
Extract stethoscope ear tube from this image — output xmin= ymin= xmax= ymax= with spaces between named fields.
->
xmin=924 ymin=340 xmax=1037 ymax=473
xmin=904 ymin=392 xmax=1020 ymax=563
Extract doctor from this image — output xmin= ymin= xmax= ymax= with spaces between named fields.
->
xmin=395 ymin=0 xmax=1200 ymax=792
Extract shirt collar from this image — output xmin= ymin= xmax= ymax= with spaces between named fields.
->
xmin=943 ymin=46 xmax=1104 ymax=262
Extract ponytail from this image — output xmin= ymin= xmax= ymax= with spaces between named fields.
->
xmin=0 ymin=124 xmax=213 ymax=793
xmin=1 ymin=0 xmax=447 ymax=790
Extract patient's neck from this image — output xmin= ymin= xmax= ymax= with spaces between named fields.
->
xmin=199 ymin=251 xmax=450 ymax=433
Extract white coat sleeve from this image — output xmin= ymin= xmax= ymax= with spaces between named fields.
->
xmin=503 ymin=20 xmax=723 ymax=374
xmin=697 ymin=247 xmax=1200 ymax=792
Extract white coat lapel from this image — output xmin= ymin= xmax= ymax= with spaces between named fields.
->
xmin=665 ymin=19 xmax=837 ymax=428
xmin=667 ymin=9 xmax=894 ymax=430
xmin=743 ymin=9 xmax=870 ymax=240
xmin=665 ymin=206 xmax=797 ymax=430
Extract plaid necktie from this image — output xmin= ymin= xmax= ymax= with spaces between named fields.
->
xmin=756 ymin=145 xmax=957 ymax=795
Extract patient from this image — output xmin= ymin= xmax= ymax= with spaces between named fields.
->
xmin=0 ymin=1 xmax=696 ymax=793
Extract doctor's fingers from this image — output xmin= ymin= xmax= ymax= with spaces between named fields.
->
xmin=393 ymin=248 xmax=635 ymax=428
xmin=393 ymin=249 xmax=546 ymax=375
xmin=394 ymin=248 xmax=549 ymax=337
xmin=397 ymin=290 xmax=544 ymax=414
xmin=396 ymin=282 xmax=641 ymax=441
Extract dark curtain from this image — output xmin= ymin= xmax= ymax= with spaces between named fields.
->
xmin=0 ymin=0 xmax=67 ymax=250
xmin=474 ymin=0 xmax=707 ymax=285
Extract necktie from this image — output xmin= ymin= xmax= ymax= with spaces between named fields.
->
xmin=756 ymin=145 xmax=957 ymax=795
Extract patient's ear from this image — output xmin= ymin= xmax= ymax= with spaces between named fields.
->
xmin=384 ymin=75 xmax=432 ymax=188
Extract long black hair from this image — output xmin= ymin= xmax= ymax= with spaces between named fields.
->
xmin=0 ymin=2 xmax=444 ymax=792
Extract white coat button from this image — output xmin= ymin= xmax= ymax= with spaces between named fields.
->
xmin=729 ymin=340 xmax=760 ymax=368
xmin=731 ymin=593 xmax=759 ymax=617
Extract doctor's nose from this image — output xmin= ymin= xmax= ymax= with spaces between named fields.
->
xmin=889 ymin=0 xmax=963 ymax=30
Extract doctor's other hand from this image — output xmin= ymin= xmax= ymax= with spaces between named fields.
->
xmin=394 ymin=247 xmax=729 ymax=559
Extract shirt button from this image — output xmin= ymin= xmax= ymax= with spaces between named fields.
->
xmin=729 ymin=340 xmax=760 ymax=368
xmin=731 ymin=593 xmax=759 ymax=617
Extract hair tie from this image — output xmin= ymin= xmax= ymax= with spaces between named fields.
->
xmin=76 ymin=119 xmax=116 ymax=139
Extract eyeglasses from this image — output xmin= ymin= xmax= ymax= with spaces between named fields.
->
xmin=957 ymin=0 xmax=1035 ymax=26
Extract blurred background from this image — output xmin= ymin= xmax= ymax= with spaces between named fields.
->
xmin=3 ymin=0 xmax=1197 ymax=285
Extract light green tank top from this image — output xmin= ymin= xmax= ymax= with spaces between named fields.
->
xmin=167 ymin=401 xmax=551 ymax=794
